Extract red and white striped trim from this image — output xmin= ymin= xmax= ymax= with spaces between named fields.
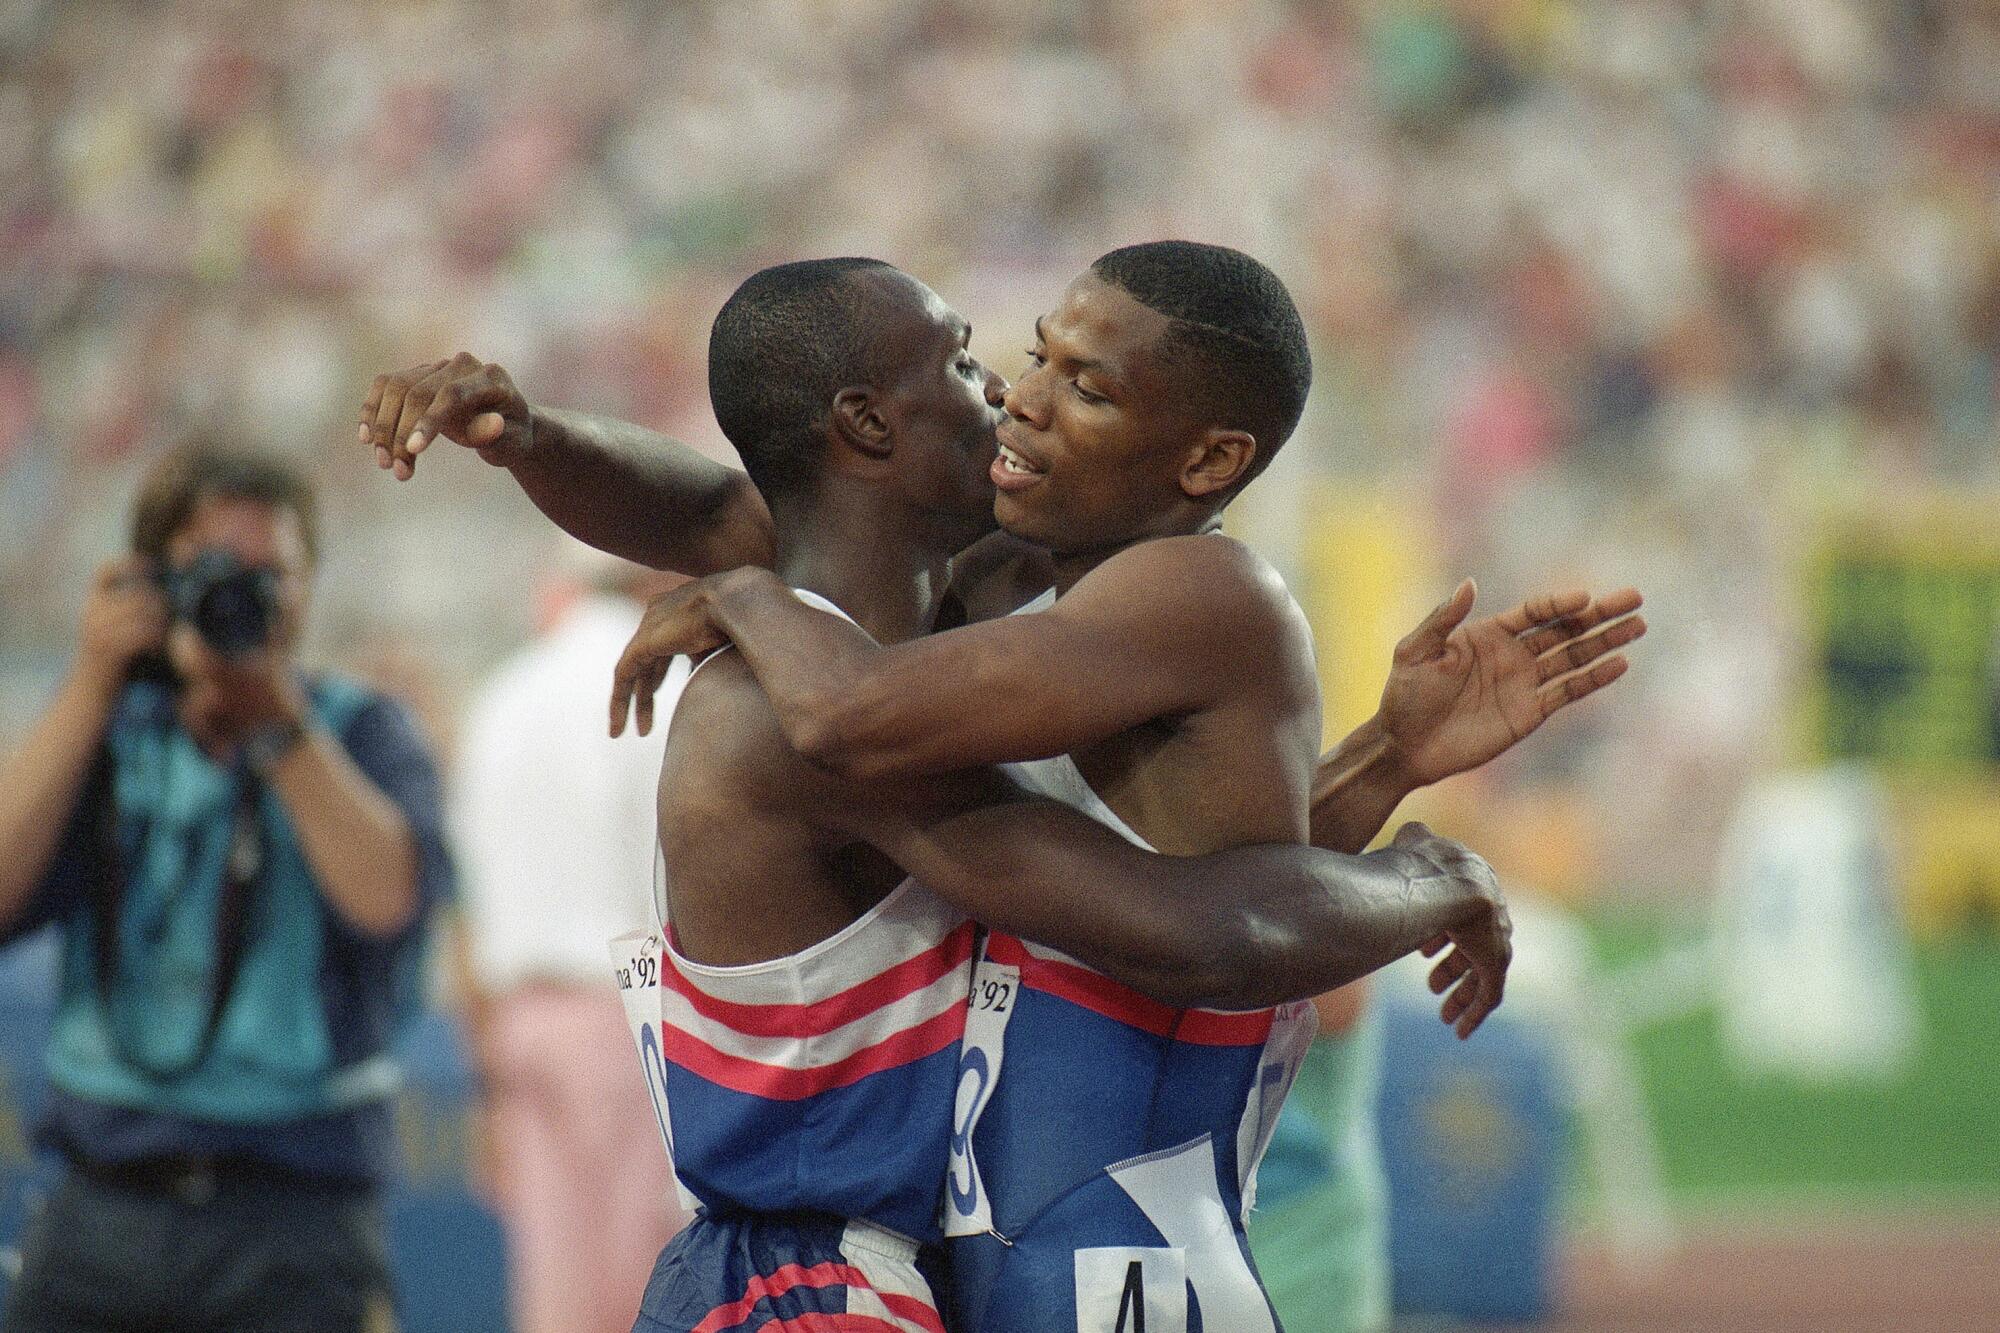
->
xmin=984 ymin=933 xmax=1276 ymax=1047
xmin=658 ymin=902 xmax=975 ymax=1101
xmin=689 ymin=1259 xmax=947 ymax=1333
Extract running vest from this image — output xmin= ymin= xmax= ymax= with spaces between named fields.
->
xmin=943 ymin=622 xmax=1318 ymax=1330
xmin=612 ymin=590 xmax=975 ymax=1244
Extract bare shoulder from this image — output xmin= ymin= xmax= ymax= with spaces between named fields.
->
xmin=662 ymin=652 xmax=830 ymax=808
xmin=1073 ymin=534 xmax=1311 ymax=650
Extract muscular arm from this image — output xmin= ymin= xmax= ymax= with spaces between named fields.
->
xmin=361 ymin=355 xmax=775 ymax=576
xmin=868 ymin=789 xmax=1500 ymax=1014
xmin=618 ymin=536 xmax=1304 ymax=779
xmin=509 ymin=407 xmax=774 ymax=575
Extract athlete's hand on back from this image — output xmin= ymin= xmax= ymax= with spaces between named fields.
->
xmin=608 ymin=572 xmax=739 ymax=737
xmin=1389 ymin=821 xmax=1511 ymax=1039
xmin=1377 ymin=581 xmax=1645 ymax=787
xmin=359 ymin=352 xmax=534 ymax=481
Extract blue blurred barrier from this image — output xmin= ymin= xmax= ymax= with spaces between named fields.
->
xmin=0 ymin=935 xmax=508 ymax=1330
xmin=0 ymin=933 xmax=58 ymax=1310
xmin=1377 ymin=997 xmax=1565 ymax=1324
xmin=388 ymin=1010 xmax=511 ymax=1333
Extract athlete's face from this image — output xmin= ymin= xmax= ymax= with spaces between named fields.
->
xmin=860 ymin=270 xmax=1010 ymax=546
xmin=992 ymin=272 xmax=1222 ymax=557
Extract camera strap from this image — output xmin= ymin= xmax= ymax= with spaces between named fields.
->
xmin=88 ymin=744 xmax=264 ymax=1083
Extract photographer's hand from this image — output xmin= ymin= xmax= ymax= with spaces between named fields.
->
xmin=171 ymin=632 xmax=420 ymax=938
xmin=0 ymin=560 xmax=169 ymax=930
xmin=75 ymin=558 xmax=169 ymax=695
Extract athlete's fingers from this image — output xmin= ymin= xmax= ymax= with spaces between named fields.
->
xmin=1441 ymin=972 xmax=1478 ymax=1024
xmin=1418 ymin=933 xmax=1449 ymax=957
xmin=1492 ymin=587 xmax=1590 ymax=637
xmin=1393 ymin=579 xmax=1476 ymax=666
xmin=609 ymin=647 xmax=642 ymax=738
xmin=1538 ymin=653 xmax=1630 ymax=720
xmin=1535 ymin=613 xmax=1647 ymax=683
xmin=634 ymin=657 xmax=670 ymax=738
xmin=360 ymin=375 xmax=388 ymax=446
xmin=411 ymin=375 xmax=510 ymax=455
xmin=1452 ymin=976 xmax=1495 ymax=1039
xmin=1428 ymin=947 xmax=1468 ymax=994
xmin=365 ymin=360 xmax=447 ymax=475
xmin=1517 ymin=588 xmax=1642 ymax=656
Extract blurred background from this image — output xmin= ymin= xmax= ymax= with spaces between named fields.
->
xmin=2 ymin=0 xmax=1999 ymax=1328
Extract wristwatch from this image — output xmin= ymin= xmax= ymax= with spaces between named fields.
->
xmin=240 ymin=718 xmax=309 ymax=774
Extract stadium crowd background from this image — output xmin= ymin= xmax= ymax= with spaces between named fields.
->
xmin=3 ymin=0 xmax=1999 ymax=1324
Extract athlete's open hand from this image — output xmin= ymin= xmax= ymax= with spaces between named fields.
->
xmin=1392 ymin=821 xmax=1512 ymax=1038
xmin=360 ymin=352 xmax=533 ymax=481
xmin=1378 ymin=581 xmax=1645 ymax=787
xmin=609 ymin=576 xmax=732 ymax=738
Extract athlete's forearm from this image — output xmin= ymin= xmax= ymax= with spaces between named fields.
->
xmin=513 ymin=407 xmax=774 ymax=575
xmin=1308 ymin=713 xmax=1421 ymax=854
xmin=879 ymin=796 xmax=1487 ymax=1010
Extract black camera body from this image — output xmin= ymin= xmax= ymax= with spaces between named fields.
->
xmin=160 ymin=549 xmax=281 ymax=658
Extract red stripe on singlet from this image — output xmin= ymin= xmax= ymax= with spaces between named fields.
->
xmin=984 ymin=933 xmax=1275 ymax=1046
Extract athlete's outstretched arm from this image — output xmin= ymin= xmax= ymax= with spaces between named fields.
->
xmin=358 ymin=354 xmax=774 ymax=575
xmin=612 ymin=535 xmax=1303 ymax=779
xmin=1309 ymin=582 xmax=1647 ymax=854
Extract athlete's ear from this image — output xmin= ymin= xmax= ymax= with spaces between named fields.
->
xmin=830 ymin=387 xmax=894 ymax=462
xmin=1179 ymin=427 xmax=1256 ymax=500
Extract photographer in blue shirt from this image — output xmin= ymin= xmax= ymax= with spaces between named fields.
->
xmin=0 ymin=443 xmax=452 ymax=1332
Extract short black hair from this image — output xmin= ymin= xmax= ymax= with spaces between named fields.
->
xmin=130 ymin=439 xmax=320 ymax=565
xmin=708 ymin=257 xmax=895 ymax=502
xmin=1090 ymin=241 xmax=1312 ymax=490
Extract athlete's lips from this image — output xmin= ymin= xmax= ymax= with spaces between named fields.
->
xmin=991 ymin=427 xmax=1047 ymax=494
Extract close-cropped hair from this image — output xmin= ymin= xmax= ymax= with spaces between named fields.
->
xmin=1091 ymin=240 xmax=1313 ymax=487
xmin=708 ymin=257 xmax=894 ymax=503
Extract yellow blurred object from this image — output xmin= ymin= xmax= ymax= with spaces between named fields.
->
xmin=1891 ymin=777 xmax=2000 ymax=939
xmin=1300 ymin=480 xmax=1436 ymax=739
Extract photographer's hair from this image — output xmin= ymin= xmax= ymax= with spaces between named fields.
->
xmin=130 ymin=440 xmax=321 ymax=566
xmin=1090 ymin=240 xmax=1312 ymax=492
xmin=708 ymin=257 xmax=894 ymax=504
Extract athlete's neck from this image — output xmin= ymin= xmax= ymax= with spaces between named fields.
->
xmin=1045 ymin=513 xmax=1227 ymax=596
xmin=769 ymin=487 xmax=957 ymax=645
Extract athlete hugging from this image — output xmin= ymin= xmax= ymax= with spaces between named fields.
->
xmin=361 ymin=242 xmax=1644 ymax=1332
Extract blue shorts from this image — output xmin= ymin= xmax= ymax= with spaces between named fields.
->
xmin=634 ymin=1210 xmax=948 ymax=1333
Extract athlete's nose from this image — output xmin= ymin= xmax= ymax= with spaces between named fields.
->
xmin=1001 ymin=371 xmax=1046 ymax=428
xmin=983 ymin=365 xmax=1009 ymax=406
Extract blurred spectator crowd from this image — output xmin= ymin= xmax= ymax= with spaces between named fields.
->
xmin=5 ymin=0 xmax=2000 ymax=897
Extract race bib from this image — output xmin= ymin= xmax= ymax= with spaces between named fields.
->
xmin=609 ymin=928 xmax=674 ymax=1164
xmin=944 ymin=940 xmax=1018 ymax=1237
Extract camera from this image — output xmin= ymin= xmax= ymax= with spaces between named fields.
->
xmin=160 ymin=549 xmax=281 ymax=658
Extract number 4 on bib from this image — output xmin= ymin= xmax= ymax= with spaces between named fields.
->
xmin=1074 ymin=1248 xmax=1187 ymax=1333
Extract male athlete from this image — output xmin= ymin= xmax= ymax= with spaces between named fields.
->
xmin=364 ymin=247 xmax=1641 ymax=1331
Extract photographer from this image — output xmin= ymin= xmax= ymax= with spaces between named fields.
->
xmin=0 ymin=444 xmax=452 ymax=1332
